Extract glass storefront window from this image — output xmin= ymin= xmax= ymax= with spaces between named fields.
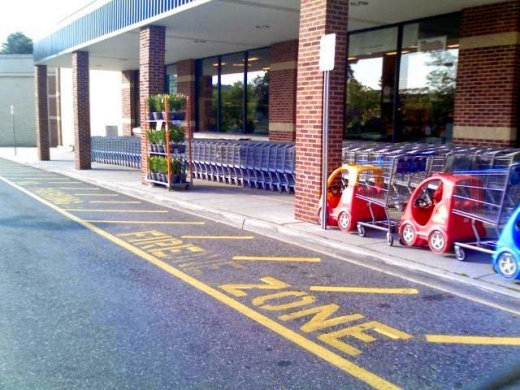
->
xmin=346 ymin=13 xmax=460 ymax=143
xmin=246 ymin=49 xmax=269 ymax=135
xmin=198 ymin=56 xmax=219 ymax=131
xmin=166 ymin=64 xmax=178 ymax=95
xmin=398 ymin=14 xmax=459 ymax=143
xmin=221 ymin=52 xmax=245 ymax=133
xmin=196 ymin=48 xmax=270 ymax=134
xmin=346 ymin=27 xmax=398 ymax=141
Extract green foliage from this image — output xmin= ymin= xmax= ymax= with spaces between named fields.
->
xmin=1 ymin=32 xmax=33 ymax=54
xmin=170 ymin=156 xmax=183 ymax=174
xmin=168 ymin=125 xmax=185 ymax=143
xmin=168 ymin=93 xmax=187 ymax=110
xmin=147 ymin=94 xmax=164 ymax=112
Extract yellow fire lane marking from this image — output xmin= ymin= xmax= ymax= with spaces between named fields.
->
xmin=1 ymin=176 xmax=401 ymax=390
xmin=89 ymin=201 xmax=141 ymax=204
xmin=233 ymin=256 xmax=321 ymax=263
xmin=310 ymin=286 xmax=419 ymax=295
xmin=426 ymin=335 xmax=520 ymax=346
xmin=60 ymin=187 xmax=100 ymax=190
xmin=182 ymin=235 xmax=254 ymax=240
xmin=74 ymin=193 xmax=119 ymax=196
xmin=63 ymin=209 xmax=168 ymax=213
xmin=84 ymin=220 xmax=206 ymax=225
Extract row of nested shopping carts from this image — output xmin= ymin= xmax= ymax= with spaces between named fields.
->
xmin=91 ymin=136 xmax=141 ymax=168
xmin=190 ymin=140 xmax=296 ymax=192
xmin=328 ymin=141 xmax=520 ymax=280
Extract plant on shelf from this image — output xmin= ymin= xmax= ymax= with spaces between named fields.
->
xmin=157 ymin=156 xmax=168 ymax=182
xmin=155 ymin=128 xmax=166 ymax=153
xmin=169 ymin=125 xmax=186 ymax=153
xmin=149 ymin=155 xmax=160 ymax=181
xmin=148 ymin=94 xmax=165 ymax=120
xmin=169 ymin=155 xmax=185 ymax=183
xmin=168 ymin=93 xmax=187 ymax=111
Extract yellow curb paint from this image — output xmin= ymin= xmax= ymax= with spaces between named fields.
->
xmin=182 ymin=236 xmax=254 ymax=240
xmin=233 ymin=256 xmax=321 ymax=263
xmin=310 ymin=287 xmax=419 ymax=295
xmin=89 ymin=201 xmax=141 ymax=204
xmin=74 ymin=194 xmax=119 ymax=196
xmin=85 ymin=220 xmax=205 ymax=225
xmin=426 ymin=335 xmax=520 ymax=346
xmin=1 ymin=176 xmax=401 ymax=390
xmin=63 ymin=209 xmax=168 ymax=213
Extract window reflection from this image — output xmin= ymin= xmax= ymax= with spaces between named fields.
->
xmin=246 ymin=49 xmax=269 ymax=135
xmin=399 ymin=16 xmax=459 ymax=143
xmin=221 ymin=52 xmax=245 ymax=133
xmin=198 ymin=56 xmax=218 ymax=131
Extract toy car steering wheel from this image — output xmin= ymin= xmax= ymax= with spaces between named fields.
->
xmin=414 ymin=195 xmax=432 ymax=208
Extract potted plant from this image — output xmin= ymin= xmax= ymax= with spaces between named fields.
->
xmin=169 ymin=155 xmax=183 ymax=183
xmin=147 ymin=129 xmax=158 ymax=153
xmin=168 ymin=93 xmax=187 ymax=121
xmin=150 ymin=94 xmax=165 ymax=120
xmin=169 ymin=125 xmax=186 ymax=153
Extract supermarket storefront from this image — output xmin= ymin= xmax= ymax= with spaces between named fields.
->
xmin=34 ymin=0 xmax=520 ymax=222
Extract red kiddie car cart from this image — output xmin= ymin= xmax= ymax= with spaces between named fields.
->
xmin=318 ymin=164 xmax=386 ymax=231
xmin=399 ymin=172 xmax=487 ymax=255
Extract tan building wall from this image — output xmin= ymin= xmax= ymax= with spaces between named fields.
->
xmin=0 ymin=54 xmax=37 ymax=147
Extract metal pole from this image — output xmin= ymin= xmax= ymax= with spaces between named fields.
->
xmin=320 ymin=71 xmax=330 ymax=230
xmin=11 ymin=105 xmax=17 ymax=156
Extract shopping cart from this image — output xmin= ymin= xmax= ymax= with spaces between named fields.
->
xmin=453 ymin=163 xmax=520 ymax=261
xmin=318 ymin=164 xmax=386 ymax=231
xmin=355 ymin=154 xmax=430 ymax=245
xmin=399 ymin=173 xmax=487 ymax=255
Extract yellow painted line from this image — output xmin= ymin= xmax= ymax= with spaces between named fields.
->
xmin=182 ymin=235 xmax=254 ymax=240
xmin=0 ymin=176 xmax=400 ymax=390
xmin=63 ymin=209 xmax=168 ymax=213
xmin=74 ymin=193 xmax=119 ymax=196
xmin=89 ymin=201 xmax=141 ymax=204
xmin=310 ymin=286 xmax=419 ymax=295
xmin=233 ymin=256 xmax=321 ymax=263
xmin=60 ymin=187 xmax=100 ymax=190
xmin=426 ymin=335 xmax=520 ymax=346
xmin=84 ymin=220 xmax=205 ymax=225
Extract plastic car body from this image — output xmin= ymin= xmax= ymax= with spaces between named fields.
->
xmin=492 ymin=205 xmax=520 ymax=280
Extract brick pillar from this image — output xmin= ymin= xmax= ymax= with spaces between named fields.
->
xmin=454 ymin=1 xmax=520 ymax=147
xmin=269 ymin=40 xmax=298 ymax=142
xmin=295 ymin=1 xmax=349 ymax=222
xmin=177 ymin=59 xmax=196 ymax=129
xmin=72 ymin=51 xmax=91 ymax=170
xmin=139 ymin=25 xmax=165 ymax=183
xmin=122 ymin=70 xmax=137 ymax=136
xmin=35 ymin=65 xmax=50 ymax=160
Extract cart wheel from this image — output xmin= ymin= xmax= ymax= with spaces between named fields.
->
xmin=454 ymin=245 xmax=466 ymax=261
xmin=428 ymin=230 xmax=448 ymax=254
xmin=317 ymin=208 xmax=323 ymax=225
xmin=400 ymin=223 xmax=416 ymax=246
xmin=387 ymin=233 xmax=394 ymax=246
xmin=357 ymin=224 xmax=366 ymax=237
xmin=337 ymin=211 xmax=352 ymax=232
xmin=494 ymin=252 xmax=520 ymax=280
xmin=277 ymin=184 xmax=283 ymax=193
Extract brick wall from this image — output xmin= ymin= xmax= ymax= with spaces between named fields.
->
xmin=269 ymin=40 xmax=298 ymax=142
xmin=35 ymin=65 xmax=50 ymax=160
xmin=122 ymin=70 xmax=137 ymax=136
xmin=295 ymin=0 xmax=349 ymax=222
xmin=139 ymin=25 xmax=166 ymax=183
xmin=454 ymin=1 xmax=520 ymax=146
xmin=72 ymin=51 xmax=91 ymax=169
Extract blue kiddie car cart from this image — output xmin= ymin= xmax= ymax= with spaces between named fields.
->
xmin=493 ymin=204 xmax=520 ymax=280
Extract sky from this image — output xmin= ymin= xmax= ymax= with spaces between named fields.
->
xmin=0 ymin=0 xmax=95 ymax=45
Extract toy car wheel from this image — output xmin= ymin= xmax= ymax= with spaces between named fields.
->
xmin=337 ymin=211 xmax=352 ymax=232
xmin=357 ymin=224 xmax=366 ymax=237
xmin=454 ymin=245 xmax=466 ymax=261
xmin=428 ymin=230 xmax=448 ymax=254
xmin=400 ymin=223 xmax=416 ymax=246
xmin=494 ymin=252 xmax=520 ymax=280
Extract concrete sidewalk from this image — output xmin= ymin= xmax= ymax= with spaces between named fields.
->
xmin=2 ymin=146 xmax=520 ymax=305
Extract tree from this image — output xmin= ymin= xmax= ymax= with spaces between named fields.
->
xmin=1 ymin=32 xmax=33 ymax=54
